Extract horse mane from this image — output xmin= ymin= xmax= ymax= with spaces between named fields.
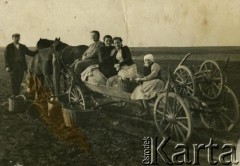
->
xmin=37 ymin=38 xmax=54 ymax=49
xmin=36 ymin=38 xmax=69 ymax=52
xmin=56 ymin=41 xmax=69 ymax=52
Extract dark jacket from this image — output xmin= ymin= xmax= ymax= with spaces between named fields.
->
xmin=98 ymin=45 xmax=117 ymax=78
xmin=110 ymin=46 xmax=134 ymax=67
xmin=143 ymin=62 xmax=162 ymax=80
xmin=98 ymin=45 xmax=114 ymax=63
xmin=4 ymin=43 xmax=37 ymax=71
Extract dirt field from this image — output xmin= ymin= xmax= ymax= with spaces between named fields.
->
xmin=0 ymin=47 xmax=240 ymax=166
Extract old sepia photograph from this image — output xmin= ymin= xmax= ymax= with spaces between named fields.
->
xmin=0 ymin=0 xmax=240 ymax=165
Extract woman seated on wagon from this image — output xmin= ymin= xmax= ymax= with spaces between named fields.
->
xmin=131 ymin=54 xmax=164 ymax=116
xmin=98 ymin=35 xmax=117 ymax=78
xmin=106 ymin=37 xmax=137 ymax=87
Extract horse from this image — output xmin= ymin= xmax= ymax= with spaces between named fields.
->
xmin=37 ymin=38 xmax=88 ymax=65
xmin=27 ymin=47 xmax=54 ymax=101
xmin=28 ymin=38 xmax=88 ymax=101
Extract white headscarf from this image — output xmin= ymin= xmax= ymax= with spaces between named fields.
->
xmin=144 ymin=54 xmax=155 ymax=62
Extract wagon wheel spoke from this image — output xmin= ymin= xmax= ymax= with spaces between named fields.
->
xmin=176 ymin=124 xmax=186 ymax=141
xmin=175 ymin=79 xmax=182 ymax=84
xmin=155 ymin=109 xmax=168 ymax=120
xmin=186 ymin=86 xmax=194 ymax=93
xmin=218 ymin=115 xmax=228 ymax=130
xmin=179 ymin=69 xmax=184 ymax=78
xmin=156 ymin=109 xmax=164 ymax=115
xmin=173 ymin=125 xmax=180 ymax=142
xmin=211 ymin=68 xmax=218 ymax=77
xmin=221 ymin=112 xmax=233 ymax=124
xmin=162 ymin=123 xmax=171 ymax=133
xmin=178 ymin=88 xmax=183 ymax=94
xmin=170 ymin=125 xmax=174 ymax=137
xmin=156 ymin=99 xmax=170 ymax=118
xmin=185 ymin=75 xmax=190 ymax=82
xmin=176 ymin=117 xmax=188 ymax=120
xmin=186 ymin=87 xmax=193 ymax=95
xmin=166 ymin=102 xmax=174 ymax=115
xmin=159 ymin=98 xmax=171 ymax=115
xmin=174 ymin=103 xmax=183 ymax=117
xmin=212 ymin=77 xmax=222 ymax=82
xmin=204 ymin=64 xmax=208 ymax=72
xmin=177 ymin=121 xmax=189 ymax=131
xmin=176 ymin=72 xmax=183 ymax=82
xmin=186 ymin=82 xmax=194 ymax=85
xmin=212 ymin=82 xmax=220 ymax=90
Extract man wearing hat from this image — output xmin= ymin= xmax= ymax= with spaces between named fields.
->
xmin=4 ymin=33 xmax=37 ymax=97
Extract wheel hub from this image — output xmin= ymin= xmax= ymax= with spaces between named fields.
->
xmin=205 ymin=74 xmax=212 ymax=83
xmin=167 ymin=114 xmax=177 ymax=124
xmin=179 ymin=81 xmax=186 ymax=86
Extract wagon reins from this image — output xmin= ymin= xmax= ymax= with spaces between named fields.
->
xmin=51 ymin=46 xmax=79 ymax=87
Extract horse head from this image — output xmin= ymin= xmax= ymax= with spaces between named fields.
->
xmin=52 ymin=37 xmax=61 ymax=49
xmin=52 ymin=37 xmax=68 ymax=52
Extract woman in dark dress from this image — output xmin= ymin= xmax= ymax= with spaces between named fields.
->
xmin=98 ymin=35 xmax=117 ymax=78
xmin=110 ymin=37 xmax=137 ymax=80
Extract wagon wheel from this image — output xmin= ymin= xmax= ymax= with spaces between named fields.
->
xmin=68 ymin=85 xmax=86 ymax=110
xmin=200 ymin=86 xmax=239 ymax=131
xmin=154 ymin=92 xmax=192 ymax=143
xmin=174 ymin=65 xmax=196 ymax=96
xmin=198 ymin=60 xmax=223 ymax=100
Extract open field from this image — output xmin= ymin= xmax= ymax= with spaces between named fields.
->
xmin=0 ymin=47 xmax=240 ymax=165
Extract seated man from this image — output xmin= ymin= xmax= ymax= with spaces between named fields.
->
xmin=74 ymin=30 xmax=103 ymax=76
xmin=131 ymin=54 xmax=164 ymax=116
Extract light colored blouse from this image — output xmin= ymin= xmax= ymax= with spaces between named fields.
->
xmin=116 ymin=49 xmax=124 ymax=62
xmin=83 ymin=41 xmax=103 ymax=60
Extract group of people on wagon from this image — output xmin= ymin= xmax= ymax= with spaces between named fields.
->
xmin=72 ymin=30 xmax=164 ymax=116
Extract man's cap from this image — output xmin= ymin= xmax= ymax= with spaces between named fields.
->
xmin=12 ymin=33 xmax=20 ymax=37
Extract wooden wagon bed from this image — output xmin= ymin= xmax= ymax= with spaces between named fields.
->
xmin=83 ymin=82 xmax=132 ymax=101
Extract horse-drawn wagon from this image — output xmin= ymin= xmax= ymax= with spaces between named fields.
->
xmin=66 ymin=53 xmax=239 ymax=144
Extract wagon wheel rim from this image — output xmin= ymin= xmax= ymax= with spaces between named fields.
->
xmin=68 ymin=85 xmax=86 ymax=110
xmin=174 ymin=65 xmax=196 ymax=96
xmin=200 ymin=86 xmax=239 ymax=131
xmin=154 ymin=93 xmax=192 ymax=143
xmin=199 ymin=60 xmax=223 ymax=100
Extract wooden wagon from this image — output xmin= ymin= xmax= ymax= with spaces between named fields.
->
xmin=66 ymin=54 xmax=239 ymax=144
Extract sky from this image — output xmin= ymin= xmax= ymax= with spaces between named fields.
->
xmin=0 ymin=0 xmax=240 ymax=47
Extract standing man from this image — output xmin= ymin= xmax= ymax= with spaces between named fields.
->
xmin=4 ymin=33 xmax=37 ymax=98
xmin=74 ymin=30 xmax=103 ymax=75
